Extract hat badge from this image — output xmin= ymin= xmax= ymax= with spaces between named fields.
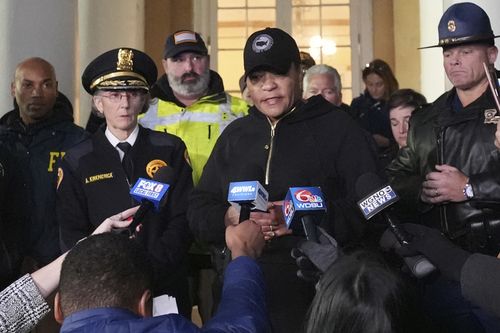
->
xmin=447 ymin=20 xmax=456 ymax=32
xmin=116 ymin=48 xmax=134 ymax=71
xmin=252 ymin=34 xmax=274 ymax=53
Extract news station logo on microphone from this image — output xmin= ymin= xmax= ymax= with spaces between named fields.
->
xmin=130 ymin=178 xmax=170 ymax=211
xmin=283 ymin=187 xmax=325 ymax=228
xmin=227 ymin=181 xmax=269 ymax=211
xmin=357 ymin=185 xmax=398 ymax=220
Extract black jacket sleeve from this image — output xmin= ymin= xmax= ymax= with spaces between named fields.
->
xmin=187 ymin=141 xmax=230 ymax=247
xmin=137 ymin=139 xmax=194 ymax=272
xmin=0 ymin=148 xmax=25 ymax=289
xmin=461 ymin=253 xmax=500 ymax=318
xmin=56 ymin=158 xmax=92 ymax=252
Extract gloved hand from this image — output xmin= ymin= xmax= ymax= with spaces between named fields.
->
xmin=380 ymin=223 xmax=470 ymax=281
xmin=291 ymin=226 xmax=339 ymax=282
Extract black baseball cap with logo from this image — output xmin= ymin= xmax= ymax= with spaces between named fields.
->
xmin=163 ymin=30 xmax=208 ymax=59
xmin=244 ymin=27 xmax=300 ymax=78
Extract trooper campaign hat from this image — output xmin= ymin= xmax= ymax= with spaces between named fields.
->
xmin=244 ymin=27 xmax=300 ymax=78
xmin=163 ymin=30 xmax=208 ymax=59
xmin=82 ymin=47 xmax=157 ymax=94
xmin=420 ymin=2 xmax=499 ymax=49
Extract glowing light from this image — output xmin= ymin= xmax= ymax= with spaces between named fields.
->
xmin=308 ymin=35 xmax=337 ymax=58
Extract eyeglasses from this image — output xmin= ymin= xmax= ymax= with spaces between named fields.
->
xmin=99 ymin=90 xmax=145 ymax=102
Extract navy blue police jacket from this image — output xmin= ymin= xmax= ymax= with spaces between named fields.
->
xmin=56 ymin=125 xmax=193 ymax=302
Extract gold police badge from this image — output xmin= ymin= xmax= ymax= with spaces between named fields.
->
xmin=117 ymin=48 xmax=134 ymax=71
xmin=447 ymin=20 xmax=456 ymax=32
xmin=146 ymin=159 xmax=168 ymax=178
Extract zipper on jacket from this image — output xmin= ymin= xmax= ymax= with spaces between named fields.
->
xmin=264 ymin=106 xmax=297 ymax=185
xmin=265 ymin=119 xmax=276 ymax=185
xmin=436 ymin=127 xmax=449 ymax=234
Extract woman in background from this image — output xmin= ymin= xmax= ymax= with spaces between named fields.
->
xmin=351 ymin=59 xmax=399 ymax=163
xmin=388 ymin=89 xmax=427 ymax=150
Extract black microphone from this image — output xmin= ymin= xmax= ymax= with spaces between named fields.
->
xmin=355 ymin=172 xmax=436 ymax=278
xmin=127 ymin=166 xmax=175 ymax=234
xmin=283 ymin=187 xmax=327 ymax=243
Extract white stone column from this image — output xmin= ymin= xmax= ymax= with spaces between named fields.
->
xmin=0 ymin=0 xmax=77 ymax=119
xmin=77 ymin=0 xmax=145 ymax=126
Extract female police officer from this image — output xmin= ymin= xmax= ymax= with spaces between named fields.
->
xmin=56 ymin=48 xmax=193 ymax=317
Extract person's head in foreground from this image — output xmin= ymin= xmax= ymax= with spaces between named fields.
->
xmin=306 ymin=251 xmax=422 ymax=333
xmin=55 ymin=233 xmax=154 ymax=322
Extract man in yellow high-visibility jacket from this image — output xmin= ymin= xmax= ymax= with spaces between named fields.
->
xmin=140 ymin=30 xmax=248 ymax=185
xmin=139 ymin=30 xmax=248 ymax=323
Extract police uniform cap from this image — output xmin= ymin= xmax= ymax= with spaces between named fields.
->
xmin=82 ymin=47 xmax=158 ymax=94
xmin=420 ymin=2 xmax=499 ymax=49
xmin=243 ymin=27 xmax=300 ymax=79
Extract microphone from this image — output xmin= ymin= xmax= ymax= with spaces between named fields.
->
xmin=228 ymin=180 xmax=269 ymax=222
xmin=283 ymin=187 xmax=327 ymax=243
xmin=355 ymin=173 xmax=436 ymax=278
xmin=127 ymin=166 xmax=174 ymax=234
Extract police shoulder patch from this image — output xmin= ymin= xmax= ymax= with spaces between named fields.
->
xmin=146 ymin=159 xmax=168 ymax=178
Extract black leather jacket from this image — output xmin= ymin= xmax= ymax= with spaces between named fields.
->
xmin=387 ymin=85 xmax=500 ymax=253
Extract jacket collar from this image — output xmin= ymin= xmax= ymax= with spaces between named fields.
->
xmin=61 ymin=307 xmax=139 ymax=332
xmin=434 ymin=86 xmax=497 ymax=127
xmin=248 ymin=94 xmax=335 ymax=125
xmin=0 ymin=108 xmax=72 ymax=135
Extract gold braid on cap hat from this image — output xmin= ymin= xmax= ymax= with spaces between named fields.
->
xmin=90 ymin=48 xmax=148 ymax=90
xmin=90 ymin=72 xmax=148 ymax=90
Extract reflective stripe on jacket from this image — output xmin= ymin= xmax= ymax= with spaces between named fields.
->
xmin=140 ymin=93 xmax=248 ymax=184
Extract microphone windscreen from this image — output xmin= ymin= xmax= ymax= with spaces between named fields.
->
xmin=355 ymin=172 xmax=385 ymax=199
xmin=153 ymin=165 xmax=175 ymax=183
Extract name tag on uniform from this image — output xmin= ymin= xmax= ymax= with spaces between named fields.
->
xmin=85 ymin=172 xmax=114 ymax=184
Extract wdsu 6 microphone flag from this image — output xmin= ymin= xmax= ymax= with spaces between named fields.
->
xmin=283 ymin=187 xmax=326 ymax=243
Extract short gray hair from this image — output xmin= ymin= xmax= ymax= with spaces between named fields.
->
xmin=303 ymin=64 xmax=342 ymax=94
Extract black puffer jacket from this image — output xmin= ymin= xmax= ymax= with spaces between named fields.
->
xmin=387 ymin=84 xmax=500 ymax=253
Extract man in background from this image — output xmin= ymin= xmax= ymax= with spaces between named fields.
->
xmin=140 ymin=30 xmax=248 ymax=185
xmin=387 ymin=3 xmax=500 ymax=331
xmin=139 ymin=30 xmax=249 ymax=322
xmin=302 ymin=64 xmax=353 ymax=117
xmin=0 ymin=57 xmax=86 ymax=268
